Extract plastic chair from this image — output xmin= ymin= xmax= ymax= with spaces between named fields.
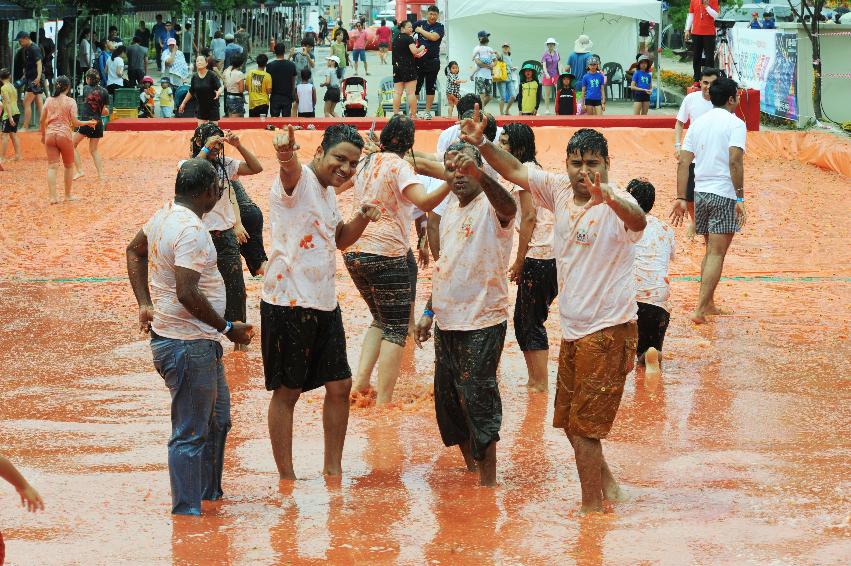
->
xmin=377 ymin=76 xmax=395 ymax=117
xmin=602 ymin=62 xmax=625 ymax=100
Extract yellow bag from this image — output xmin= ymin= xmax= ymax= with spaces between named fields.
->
xmin=492 ymin=60 xmax=508 ymax=82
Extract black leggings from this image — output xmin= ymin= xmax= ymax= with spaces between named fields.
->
xmin=210 ymin=228 xmax=246 ymax=324
xmin=692 ymin=34 xmax=716 ymax=82
xmin=231 ymin=180 xmax=268 ymax=276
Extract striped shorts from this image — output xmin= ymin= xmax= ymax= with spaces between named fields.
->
xmin=695 ymin=191 xmax=740 ymax=235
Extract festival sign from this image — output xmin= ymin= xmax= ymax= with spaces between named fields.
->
xmin=726 ymin=27 xmax=798 ymax=120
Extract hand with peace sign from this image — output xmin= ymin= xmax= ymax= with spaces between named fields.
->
xmin=459 ymin=103 xmax=487 ymax=148
xmin=580 ymin=171 xmax=615 ymax=210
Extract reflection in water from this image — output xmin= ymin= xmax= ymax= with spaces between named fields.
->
xmin=172 ymin=508 xmax=231 ymax=566
xmin=571 ymin=513 xmax=615 ymax=566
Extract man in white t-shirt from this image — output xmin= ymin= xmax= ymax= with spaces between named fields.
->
xmin=673 ymin=67 xmax=719 ymax=235
xmin=262 ymin=125 xmax=380 ymax=480
xmin=126 ymin=159 xmax=254 ymax=515
xmin=672 ymin=77 xmax=747 ymax=324
xmin=415 ymin=142 xmax=517 ymax=487
xmin=626 ymin=178 xmax=675 ymax=386
xmin=462 ymin=115 xmax=647 ymax=513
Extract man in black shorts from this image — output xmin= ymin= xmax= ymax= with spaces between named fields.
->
xmin=414 ymin=5 xmax=445 ymax=119
xmin=16 ymin=32 xmax=43 ymax=131
xmin=263 ymin=125 xmax=380 ymax=480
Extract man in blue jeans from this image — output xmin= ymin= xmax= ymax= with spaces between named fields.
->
xmin=126 ymin=159 xmax=254 ymax=515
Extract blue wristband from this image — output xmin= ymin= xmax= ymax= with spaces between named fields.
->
xmin=736 ymin=197 xmax=744 ymax=203
xmin=423 ymin=309 xmax=434 ymax=318
xmin=222 ymin=321 xmax=233 ymax=334
xmin=201 ymin=146 xmax=211 ymax=155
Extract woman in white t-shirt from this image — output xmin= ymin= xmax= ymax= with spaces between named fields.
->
xmin=222 ymin=52 xmax=246 ymax=117
xmin=499 ymin=123 xmax=558 ymax=393
xmin=106 ymin=45 xmax=127 ymax=96
xmin=185 ymin=124 xmax=264 ymax=348
xmin=342 ymin=115 xmax=451 ymax=405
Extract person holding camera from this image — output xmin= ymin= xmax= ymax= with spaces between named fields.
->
xmin=684 ymin=0 xmax=720 ymax=84
xmin=16 ymin=32 xmax=43 ymax=131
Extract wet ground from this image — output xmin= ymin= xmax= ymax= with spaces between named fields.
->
xmin=0 ymin=129 xmax=849 ymax=565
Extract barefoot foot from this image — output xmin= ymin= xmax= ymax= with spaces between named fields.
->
xmin=644 ymin=347 xmax=661 ymax=392
xmin=73 ymin=171 xmax=85 ymax=180
xmin=705 ymin=305 xmax=732 ymax=316
xmin=278 ymin=472 xmax=297 ymax=481
xmin=689 ymin=310 xmax=707 ymax=324
xmin=66 ymin=195 xmax=81 ymax=202
xmin=603 ymin=483 xmax=629 ymax=503
xmin=49 ymin=197 xmax=60 ymax=205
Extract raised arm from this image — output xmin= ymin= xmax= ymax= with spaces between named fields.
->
xmin=453 ymin=151 xmax=516 ymax=225
xmin=273 ymin=125 xmax=302 ymax=193
xmin=583 ymin=171 xmax=646 ymax=233
xmin=403 ymin=181 xmax=451 ymax=212
xmin=459 ymin=103 xmax=529 ymax=190
xmin=224 ymin=130 xmax=263 ymax=175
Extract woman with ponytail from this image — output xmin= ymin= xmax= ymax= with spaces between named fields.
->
xmin=343 ymin=115 xmax=450 ymax=405
xmin=40 ymin=75 xmax=98 ymax=203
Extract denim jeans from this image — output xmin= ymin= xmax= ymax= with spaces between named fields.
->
xmin=151 ymin=335 xmax=231 ymax=515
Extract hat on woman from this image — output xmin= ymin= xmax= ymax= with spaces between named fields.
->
xmin=545 ymin=37 xmax=558 ymax=46
xmin=326 ymin=55 xmax=341 ymax=65
xmin=574 ymin=34 xmax=593 ymax=54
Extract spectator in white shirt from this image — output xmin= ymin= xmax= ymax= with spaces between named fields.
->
xmin=671 ymin=77 xmax=747 ymax=325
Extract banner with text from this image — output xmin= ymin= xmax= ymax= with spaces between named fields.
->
xmin=726 ymin=27 xmax=798 ymax=121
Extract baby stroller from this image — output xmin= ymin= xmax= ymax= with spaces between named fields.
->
xmin=341 ymin=76 xmax=368 ymax=117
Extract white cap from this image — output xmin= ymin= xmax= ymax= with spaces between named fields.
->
xmin=166 ymin=37 xmax=177 ymax=46
xmin=546 ymin=37 xmax=558 ymax=45
xmin=326 ymin=55 xmax=341 ymax=65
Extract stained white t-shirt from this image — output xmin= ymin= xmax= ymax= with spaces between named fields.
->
xmin=432 ymin=191 xmax=514 ymax=331
xmin=675 ymin=90 xmax=713 ymax=125
xmin=525 ymin=168 xmax=644 ymax=340
xmin=143 ymin=202 xmax=226 ymax=340
xmin=262 ymin=165 xmax=342 ymax=311
xmin=175 ymin=157 xmax=241 ymax=232
xmin=634 ymin=215 xmax=676 ymax=312
xmin=682 ymin=107 xmax=747 ymax=200
xmin=509 ymin=162 xmax=554 ymax=260
xmin=414 ymin=175 xmax=444 ymax=220
xmin=348 ymin=152 xmax=420 ymax=257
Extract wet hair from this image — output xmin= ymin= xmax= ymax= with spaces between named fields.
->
xmin=701 ymin=67 xmax=721 ymax=79
xmin=321 ymin=124 xmax=364 ymax=151
xmin=566 ymin=128 xmax=609 ymax=161
xmin=175 ymin=159 xmax=218 ymax=198
xmin=228 ymin=53 xmax=246 ymax=70
xmin=112 ymin=45 xmax=126 ymax=59
xmin=274 ymin=42 xmax=286 ymax=56
xmin=456 ymin=94 xmax=482 ymax=118
xmin=626 ymin=178 xmax=656 ymax=213
xmin=0 ymin=68 xmax=10 ymax=81
xmin=256 ymin=53 xmax=268 ymax=67
xmin=444 ymin=60 xmax=459 ymax=77
xmin=444 ymin=141 xmax=483 ymax=166
xmin=190 ymin=123 xmax=233 ymax=194
xmin=461 ymin=110 xmax=497 ymax=142
xmin=52 ymin=75 xmax=71 ymax=97
xmin=709 ymin=77 xmax=738 ymax=107
xmin=300 ymin=68 xmax=311 ymax=81
xmin=501 ymin=123 xmax=539 ymax=166
xmin=379 ymin=114 xmax=416 ymax=155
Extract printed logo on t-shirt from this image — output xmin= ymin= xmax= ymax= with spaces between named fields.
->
xmin=587 ymin=78 xmax=601 ymax=88
xmin=575 ymin=228 xmax=593 ymax=246
xmin=461 ymin=217 xmax=474 ymax=238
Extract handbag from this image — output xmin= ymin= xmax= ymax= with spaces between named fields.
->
xmin=492 ymin=60 xmax=508 ymax=82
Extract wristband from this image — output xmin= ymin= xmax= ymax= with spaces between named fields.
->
xmin=474 ymin=137 xmax=489 ymax=148
xmin=201 ymin=146 xmax=211 ymax=155
xmin=222 ymin=321 xmax=233 ymax=335
xmin=736 ymin=197 xmax=744 ymax=203
xmin=423 ymin=309 xmax=434 ymax=318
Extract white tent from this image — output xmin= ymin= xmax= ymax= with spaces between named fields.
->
xmin=445 ymin=0 xmax=662 ymax=96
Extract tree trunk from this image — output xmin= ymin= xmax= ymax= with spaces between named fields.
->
xmin=0 ymin=20 xmax=10 ymax=70
xmin=810 ymin=14 xmax=822 ymax=120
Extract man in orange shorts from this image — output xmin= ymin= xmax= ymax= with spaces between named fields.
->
xmin=463 ymin=116 xmax=646 ymax=513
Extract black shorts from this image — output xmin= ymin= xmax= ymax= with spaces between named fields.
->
xmin=260 ymin=302 xmax=351 ymax=392
xmin=633 ymin=91 xmax=650 ymax=102
xmin=197 ymin=105 xmax=221 ymax=122
xmin=2 ymin=114 xmax=20 ymax=134
xmin=298 ymin=111 xmax=315 ymax=118
xmin=24 ymin=80 xmax=43 ymax=94
xmin=686 ymin=162 xmax=696 ymax=202
xmin=343 ymin=250 xmax=417 ymax=347
xmin=434 ymin=322 xmax=506 ymax=461
xmin=323 ymin=86 xmax=341 ymax=103
xmin=513 ymin=257 xmax=559 ymax=351
xmin=76 ymin=120 xmax=104 ymax=138
xmin=378 ymin=42 xmax=389 ymax=49
xmin=584 ymin=99 xmax=602 ymax=107
xmin=269 ymin=94 xmax=293 ymax=117
xmin=636 ymin=302 xmax=670 ymax=356
xmin=248 ymin=104 xmax=268 ymax=117
xmin=416 ymin=57 xmax=440 ymax=96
